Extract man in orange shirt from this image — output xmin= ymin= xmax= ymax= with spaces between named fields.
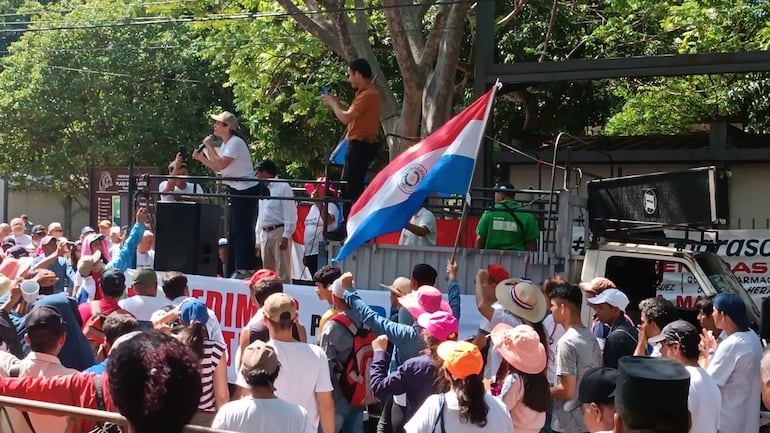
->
xmin=322 ymin=58 xmax=381 ymax=218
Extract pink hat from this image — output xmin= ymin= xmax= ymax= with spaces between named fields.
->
xmin=398 ymin=285 xmax=451 ymax=320
xmin=490 ymin=323 xmax=546 ymax=375
xmin=304 ymin=177 xmax=337 ymax=197
xmin=417 ymin=311 xmax=458 ymax=342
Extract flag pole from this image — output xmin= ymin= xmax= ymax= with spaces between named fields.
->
xmin=449 ymin=79 xmax=501 ymax=265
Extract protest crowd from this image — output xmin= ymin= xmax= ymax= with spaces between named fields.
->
xmin=0 ymin=59 xmax=767 ymax=433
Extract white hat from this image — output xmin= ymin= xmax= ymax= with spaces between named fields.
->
xmin=587 ymin=288 xmax=629 ymax=311
xmin=331 ymin=276 xmax=352 ymax=299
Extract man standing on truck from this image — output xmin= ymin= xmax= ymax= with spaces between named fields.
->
xmin=705 ymin=292 xmax=761 ymax=433
xmin=475 ymin=184 xmax=539 ymax=251
xmin=587 ymin=288 xmax=637 ymax=368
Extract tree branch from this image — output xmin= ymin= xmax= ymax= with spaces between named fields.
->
xmin=498 ymin=0 xmax=528 ymax=26
xmin=539 ymin=0 xmax=558 ymax=62
xmin=274 ymin=0 xmax=344 ymax=57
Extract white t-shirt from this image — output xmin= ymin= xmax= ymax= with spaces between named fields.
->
xmin=118 ymin=294 xmax=172 ymax=321
xmin=706 ymin=330 xmax=762 ymax=433
xmin=268 ymin=339 xmax=334 ymax=433
xmin=303 ymin=203 xmax=339 ymax=256
xmin=480 ymin=304 xmax=522 ymax=381
xmin=405 ymin=391 xmax=514 ymax=433
xmin=14 ymin=234 xmax=32 ymax=249
xmin=212 ymin=396 xmax=309 ymax=433
xmin=217 ymin=135 xmax=258 ymax=190
xmin=398 ymin=207 xmax=437 ymax=246
xmin=136 ymin=250 xmax=155 ymax=268
xmin=685 ymin=365 xmax=720 ymax=433
xmin=158 ymin=181 xmax=205 ymax=202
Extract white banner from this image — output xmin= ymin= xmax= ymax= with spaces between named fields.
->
xmin=141 ymin=273 xmax=483 ymax=383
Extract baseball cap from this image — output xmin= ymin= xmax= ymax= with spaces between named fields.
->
xmin=587 ymin=288 xmax=630 ymax=311
xmin=398 ymin=286 xmax=451 ymax=320
xmin=437 ymin=340 xmax=483 ymax=379
xmin=490 ymin=323 xmax=546 ymax=375
xmin=417 ymin=311 xmax=458 ymax=342
xmin=304 ymin=176 xmax=338 ymax=197
xmin=1 ymin=236 xmax=15 ymax=247
xmin=210 ymin=111 xmax=239 ymax=130
xmin=40 ymin=236 xmax=56 ymax=246
xmin=241 ymin=340 xmax=280 ymax=376
xmin=648 ymin=319 xmax=700 ymax=349
xmin=615 ymin=356 xmax=690 ymax=417
xmin=81 ymin=226 xmax=95 ymax=236
xmin=330 ymin=276 xmax=347 ymax=299
xmin=218 ymin=238 xmax=228 ymax=247
xmin=263 ymin=293 xmax=297 ymax=321
xmin=486 ymin=264 xmax=510 ymax=284
xmin=32 ymin=224 xmax=46 ymax=235
xmin=380 ymin=277 xmax=411 ymax=297
xmin=244 ymin=269 xmax=279 ymax=287
xmin=6 ymin=245 xmax=29 ymax=259
xmin=100 ymin=268 xmax=126 ymax=297
xmin=132 ymin=268 xmax=157 ymax=287
xmin=713 ymin=292 xmax=750 ymax=328
xmin=25 ymin=306 xmax=66 ymax=335
xmin=578 ymin=277 xmax=616 ymax=294
xmin=564 ymin=366 xmax=618 ymax=412
xmin=255 ymin=160 xmax=277 ymax=176
xmin=180 ymin=300 xmax=209 ymax=326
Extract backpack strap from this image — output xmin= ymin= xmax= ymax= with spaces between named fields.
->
xmin=330 ymin=313 xmax=358 ymax=335
xmin=94 ymin=374 xmax=106 ymax=411
xmin=8 ymin=365 xmax=19 ymax=378
xmin=431 ymin=393 xmax=446 ymax=433
xmin=611 ymin=327 xmax=638 ymax=345
xmin=8 ymin=365 xmax=37 ymax=433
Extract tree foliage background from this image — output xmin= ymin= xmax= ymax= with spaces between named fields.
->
xmin=0 ymin=0 xmax=768 ymax=196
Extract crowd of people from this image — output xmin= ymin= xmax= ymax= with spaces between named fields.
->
xmin=0 ymin=230 xmax=764 ymax=433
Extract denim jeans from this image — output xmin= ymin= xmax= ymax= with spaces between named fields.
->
xmin=330 ymin=393 xmax=364 ymax=433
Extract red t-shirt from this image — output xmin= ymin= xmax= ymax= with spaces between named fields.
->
xmin=77 ymin=299 xmax=125 ymax=325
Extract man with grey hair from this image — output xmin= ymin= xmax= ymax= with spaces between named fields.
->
xmin=634 ymin=297 xmax=677 ymax=356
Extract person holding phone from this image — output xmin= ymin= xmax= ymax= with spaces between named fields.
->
xmin=321 ymin=58 xmax=381 ymax=221
xmin=193 ymin=111 xmax=265 ymax=279
xmin=159 ymin=150 xmax=206 ymax=203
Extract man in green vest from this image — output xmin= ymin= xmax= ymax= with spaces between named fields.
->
xmin=475 ymin=184 xmax=540 ymax=251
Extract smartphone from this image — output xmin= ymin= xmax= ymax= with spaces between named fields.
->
xmin=178 ymin=145 xmax=187 ymax=160
xmin=321 ymin=86 xmax=330 ymax=95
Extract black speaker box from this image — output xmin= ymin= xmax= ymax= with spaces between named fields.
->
xmin=155 ymin=202 xmax=222 ymax=276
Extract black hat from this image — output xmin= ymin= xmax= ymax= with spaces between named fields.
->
xmin=255 ymin=159 xmax=277 ymax=176
xmin=564 ymin=367 xmax=617 ymax=412
xmin=25 ymin=306 xmax=66 ymax=334
xmin=100 ymin=268 xmax=126 ymax=297
xmin=648 ymin=319 xmax=700 ymax=352
xmin=1 ymin=236 xmax=15 ymax=247
xmin=7 ymin=245 xmax=29 ymax=258
xmin=616 ymin=356 xmax=690 ymax=416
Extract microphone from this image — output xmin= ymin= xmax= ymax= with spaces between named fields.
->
xmin=195 ymin=135 xmax=216 ymax=153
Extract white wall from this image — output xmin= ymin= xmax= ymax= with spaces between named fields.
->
xmin=6 ymin=191 xmax=90 ymax=239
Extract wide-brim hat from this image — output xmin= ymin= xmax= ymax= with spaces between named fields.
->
xmin=380 ymin=277 xmax=412 ymax=297
xmin=398 ymin=285 xmax=451 ymax=320
xmin=495 ymin=278 xmax=547 ymax=323
xmin=489 ymin=323 xmax=546 ymax=374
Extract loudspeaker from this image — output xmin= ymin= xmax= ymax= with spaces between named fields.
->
xmin=155 ymin=202 xmax=222 ymax=276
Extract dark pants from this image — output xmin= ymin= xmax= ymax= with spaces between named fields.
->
xmin=227 ymin=184 xmax=263 ymax=272
xmin=304 ymin=254 xmax=318 ymax=277
xmin=341 ymin=139 xmax=378 ymax=218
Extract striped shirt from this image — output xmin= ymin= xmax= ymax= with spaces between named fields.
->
xmin=199 ymin=339 xmax=226 ymax=412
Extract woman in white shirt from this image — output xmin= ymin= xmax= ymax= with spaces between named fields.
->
xmin=193 ymin=111 xmax=265 ymax=277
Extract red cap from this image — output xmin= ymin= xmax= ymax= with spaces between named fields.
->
xmin=244 ymin=269 xmax=280 ymax=286
xmin=487 ymin=264 xmax=510 ymax=283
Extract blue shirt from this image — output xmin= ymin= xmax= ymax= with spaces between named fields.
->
xmin=84 ymin=359 xmax=108 ymax=374
xmin=31 ymin=255 xmax=75 ymax=294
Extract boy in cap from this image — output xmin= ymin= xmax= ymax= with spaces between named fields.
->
xmin=563 ymin=367 xmax=616 ymax=433
xmin=587 ymin=288 xmax=637 ymax=368
xmin=650 ymin=320 xmax=720 ymax=433
xmin=613 ymin=356 xmax=691 ymax=433
xmin=213 ymin=340 xmax=309 ymax=433
xmin=705 ymin=292 xmax=761 ymax=433
xmin=261 ymin=293 xmax=334 ymax=433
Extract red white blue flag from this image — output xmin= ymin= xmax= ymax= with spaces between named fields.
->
xmin=334 ymin=85 xmax=499 ymax=261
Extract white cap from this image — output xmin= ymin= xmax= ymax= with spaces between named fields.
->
xmin=331 ymin=276 xmax=346 ymax=299
xmin=587 ymin=288 xmax=629 ymax=311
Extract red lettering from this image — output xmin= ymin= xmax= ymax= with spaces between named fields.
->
xmin=206 ymin=291 xmax=224 ymax=320
xmin=222 ymin=330 xmax=236 ymax=366
xmin=732 ymin=262 xmax=751 ymax=274
xmin=754 ymin=262 xmax=769 ymax=273
xmin=191 ymin=288 xmax=204 ymax=299
xmin=235 ymin=294 xmax=256 ymax=329
xmin=675 ymin=295 xmax=703 ymax=309
xmin=223 ymin=292 xmax=235 ymax=327
xmin=663 ymin=262 xmax=676 ymax=272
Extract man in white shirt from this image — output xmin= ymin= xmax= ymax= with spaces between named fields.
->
xmin=255 ymin=159 xmax=297 ymax=283
xmin=652 ymin=319 xmax=720 ymax=433
xmin=398 ymin=206 xmax=436 ymax=247
xmin=10 ymin=217 xmax=32 ymax=250
xmin=159 ymin=156 xmax=206 ymax=203
xmin=705 ymin=292 xmax=762 ymax=433
xmin=136 ymin=231 xmax=155 ymax=268
xmin=119 ymin=268 xmax=171 ymax=321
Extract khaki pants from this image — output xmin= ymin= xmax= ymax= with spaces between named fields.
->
xmin=261 ymin=227 xmax=292 ymax=283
